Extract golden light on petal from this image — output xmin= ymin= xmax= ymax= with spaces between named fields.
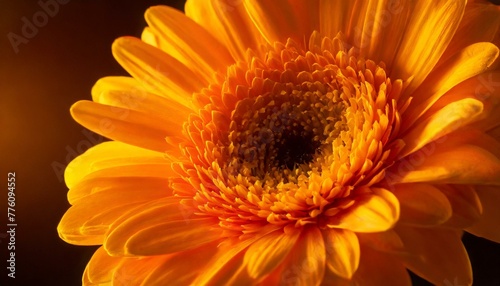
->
xmin=58 ymin=1 xmax=500 ymax=285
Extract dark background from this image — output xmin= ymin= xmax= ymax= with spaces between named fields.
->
xmin=0 ymin=1 xmax=498 ymax=285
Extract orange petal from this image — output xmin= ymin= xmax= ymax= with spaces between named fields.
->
xmin=395 ymin=227 xmax=472 ymax=286
xmin=243 ymin=0 xmax=319 ymax=48
xmin=123 ymin=217 xmax=221 ymax=256
xmin=328 ymin=188 xmax=399 ymax=233
xmin=392 ymin=144 xmax=500 ymax=185
xmin=64 ymin=141 xmax=170 ymax=189
xmin=466 ymin=185 xmax=500 ymax=243
xmin=399 ymin=98 xmax=483 ymax=157
xmin=350 ymin=246 xmax=411 ymax=286
xmin=58 ymin=184 xmax=168 ymax=245
xmin=111 ymin=255 xmax=169 ymax=285
xmin=320 ymin=0 xmax=412 ymax=67
xmin=244 ymin=229 xmax=300 ymax=279
xmin=104 ymin=197 xmax=188 ymax=256
xmin=357 ymin=230 xmax=406 ymax=255
xmin=145 ymin=6 xmax=233 ymax=80
xmin=91 ymin=76 xmax=191 ymax=119
xmin=112 ymin=36 xmax=205 ymax=109
xmin=392 ymin=183 xmax=452 ymax=226
xmin=71 ymin=100 xmax=178 ymax=153
xmin=281 ymin=227 xmax=325 ymax=286
xmin=440 ymin=2 xmax=500 ymax=64
xmin=322 ymin=228 xmax=360 ymax=279
xmin=192 ymin=227 xmax=276 ymax=285
xmin=85 ymin=247 xmax=122 ymax=284
xmin=185 ymin=0 xmax=265 ymax=61
xmin=403 ymin=42 xmax=498 ymax=129
xmin=141 ymin=244 xmax=218 ymax=285
xmin=438 ymin=184 xmax=483 ymax=229
xmin=391 ymin=0 xmax=467 ymax=97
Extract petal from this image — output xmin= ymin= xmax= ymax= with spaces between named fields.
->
xmin=112 ymin=36 xmax=205 ymax=109
xmin=438 ymin=184 xmax=483 ymax=229
xmin=403 ymin=42 xmax=499 ymax=129
xmin=392 ymin=183 xmax=452 ymax=226
xmin=440 ymin=2 xmax=500 ymax=64
xmin=64 ymin=141 xmax=170 ymax=189
xmin=395 ymin=227 xmax=472 ymax=286
xmin=85 ymin=247 xmax=122 ymax=284
xmin=351 ymin=246 xmax=411 ymax=286
xmin=328 ymin=188 xmax=400 ymax=233
xmin=142 ymin=244 xmax=218 ymax=285
xmin=58 ymin=181 xmax=169 ymax=245
xmin=192 ymin=226 xmax=278 ymax=285
xmin=281 ymin=227 xmax=325 ymax=286
xmin=416 ymin=71 xmax=500 ymax=133
xmin=244 ymin=0 xmax=319 ymax=48
xmin=391 ymin=144 xmax=500 ymax=185
xmin=185 ymin=0 xmax=265 ymax=61
xmin=104 ymin=197 xmax=214 ymax=256
xmin=466 ymin=185 xmax=500 ymax=243
xmin=320 ymin=0 xmax=412 ymax=67
xmin=91 ymin=76 xmax=192 ymax=119
xmin=145 ymin=6 xmax=233 ymax=81
xmin=357 ymin=230 xmax=406 ymax=254
xmin=322 ymin=228 xmax=360 ymax=279
xmin=111 ymin=256 xmax=169 ymax=285
xmin=70 ymin=100 xmax=177 ymax=153
xmin=399 ymin=98 xmax=483 ymax=157
xmin=391 ymin=0 xmax=466 ymax=96
xmin=244 ymin=229 xmax=300 ymax=279
xmin=123 ymin=217 xmax=221 ymax=256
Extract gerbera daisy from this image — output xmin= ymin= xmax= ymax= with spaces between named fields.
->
xmin=58 ymin=0 xmax=500 ymax=285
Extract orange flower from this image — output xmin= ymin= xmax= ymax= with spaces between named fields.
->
xmin=58 ymin=1 xmax=500 ymax=285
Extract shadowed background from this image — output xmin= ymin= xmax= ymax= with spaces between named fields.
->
xmin=0 ymin=1 xmax=499 ymax=285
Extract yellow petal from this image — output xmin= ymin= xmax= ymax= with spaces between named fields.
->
xmin=145 ymin=6 xmax=233 ymax=80
xmin=328 ymin=188 xmax=399 ymax=233
xmin=395 ymin=227 xmax=472 ymax=286
xmin=392 ymin=144 xmax=500 ymax=185
xmin=123 ymin=217 xmax=221 ymax=256
xmin=391 ymin=0 xmax=466 ymax=97
xmin=351 ymin=246 xmax=411 ymax=286
xmin=400 ymin=98 xmax=483 ymax=157
xmin=185 ymin=0 xmax=265 ymax=61
xmin=71 ymin=100 xmax=177 ymax=153
xmin=91 ymin=76 xmax=192 ymax=119
xmin=112 ymin=36 xmax=205 ymax=109
xmin=64 ymin=141 xmax=169 ymax=189
xmin=403 ymin=42 xmax=499 ymax=129
xmin=392 ymin=183 xmax=452 ymax=226
xmin=322 ymin=228 xmax=360 ymax=279
xmin=104 ymin=197 xmax=188 ymax=256
xmin=244 ymin=229 xmax=300 ymax=279
xmin=281 ymin=227 xmax=325 ymax=286
xmin=244 ymin=0 xmax=319 ymax=48
xmin=418 ymin=71 xmax=500 ymax=133
xmin=320 ymin=0 xmax=412 ymax=67
xmin=466 ymin=185 xmax=500 ymax=243
xmin=58 ymin=181 xmax=169 ymax=245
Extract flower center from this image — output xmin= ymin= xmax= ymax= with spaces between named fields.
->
xmin=173 ymin=32 xmax=404 ymax=234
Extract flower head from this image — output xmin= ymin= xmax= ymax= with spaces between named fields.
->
xmin=59 ymin=1 xmax=500 ymax=285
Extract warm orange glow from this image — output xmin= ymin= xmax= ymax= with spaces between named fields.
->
xmin=58 ymin=1 xmax=500 ymax=285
